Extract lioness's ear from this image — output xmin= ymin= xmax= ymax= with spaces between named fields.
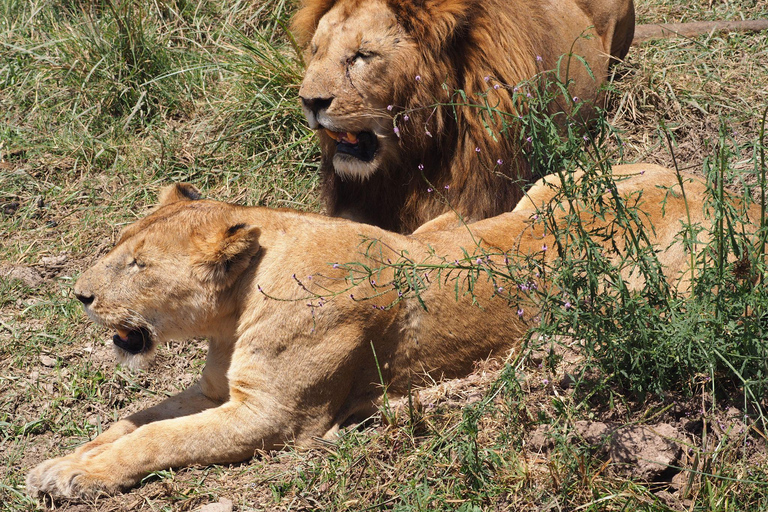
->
xmin=158 ymin=183 xmax=202 ymax=206
xmin=192 ymin=223 xmax=261 ymax=286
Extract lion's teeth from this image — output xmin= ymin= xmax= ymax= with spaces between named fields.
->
xmin=325 ymin=129 xmax=341 ymax=141
xmin=116 ymin=328 xmax=130 ymax=341
xmin=346 ymin=132 xmax=358 ymax=143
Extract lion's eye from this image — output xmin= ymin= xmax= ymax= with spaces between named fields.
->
xmin=349 ymin=50 xmax=375 ymax=64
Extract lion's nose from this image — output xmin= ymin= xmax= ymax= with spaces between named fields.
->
xmin=75 ymin=292 xmax=94 ymax=306
xmin=300 ymin=96 xmax=333 ymax=118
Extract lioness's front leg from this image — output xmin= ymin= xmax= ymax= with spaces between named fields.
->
xmin=26 ymin=381 xmax=225 ymax=497
xmin=26 ymin=398 xmax=280 ymax=497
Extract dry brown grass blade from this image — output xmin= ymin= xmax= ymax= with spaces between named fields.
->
xmin=633 ymin=19 xmax=768 ymax=44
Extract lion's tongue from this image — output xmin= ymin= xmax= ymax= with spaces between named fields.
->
xmin=116 ymin=328 xmax=130 ymax=341
xmin=325 ymin=129 xmax=358 ymax=143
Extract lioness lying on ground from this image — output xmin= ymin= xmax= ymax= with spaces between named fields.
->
xmin=27 ymin=164 xmax=755 ymax=498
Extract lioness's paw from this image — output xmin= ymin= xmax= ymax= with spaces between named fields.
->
xmin=26 ymin=457 xmax=119 ymax=498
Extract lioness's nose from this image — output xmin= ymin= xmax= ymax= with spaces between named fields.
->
xmin=300 ymin=96 xmax=333 ymax=117
xmin=75 ymin=292 xmax=94 ymax=306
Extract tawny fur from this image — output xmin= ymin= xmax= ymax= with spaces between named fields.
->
xmin=27 ymin=164 xmax=758 ymax=498
xmin=294 ymin=0 xmax=635 ymax=232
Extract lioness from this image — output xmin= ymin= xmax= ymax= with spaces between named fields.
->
xmin=294 ymin=0 xmax=635 ymax=232
xmin=27 ymin=164 xmax=744 ymax=497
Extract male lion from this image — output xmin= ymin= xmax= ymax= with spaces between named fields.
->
xmin=293 ymin=0 xmax=635 ymax=232
xmin=27 ymin=164 xmax=748 ymax=497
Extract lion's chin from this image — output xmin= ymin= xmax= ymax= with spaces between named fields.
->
xmin=333 ymin=153 xmax=380 ymax=180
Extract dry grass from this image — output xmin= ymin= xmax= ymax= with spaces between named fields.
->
xmin=1 ymin=0 xmax=768 ymax=510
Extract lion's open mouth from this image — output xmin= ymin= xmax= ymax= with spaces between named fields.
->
xmin=325 ymin=129 xmax=378 ymax=162
xmin=113 ymin=327 xmax=153 ymax=355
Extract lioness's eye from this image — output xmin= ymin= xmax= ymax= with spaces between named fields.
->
xmin=129 ymin=257 xmax=146 ymax=269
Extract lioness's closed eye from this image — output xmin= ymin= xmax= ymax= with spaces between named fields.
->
xmin=27 ymin=164 xmax=753 ymax=498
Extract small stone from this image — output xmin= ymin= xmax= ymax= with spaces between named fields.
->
xmin=197 ymin=498 xmax=233 ymax=512
xmin=559 ymin=373 xmax=576 ymax=388
xmin=41 ymin=255 xmax=67 ymax=267
xmin=40 ymin=354 xmax=57 ymax=367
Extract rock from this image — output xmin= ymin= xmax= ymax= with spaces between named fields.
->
xmin=2 ymin=265 xmax=43 ymax=287
xmin=598 ymin=422 xmax=683 ymax=481
xmin=527 ymin=424 xmax=552 ymax=452
xmin=531 ymin=421 xmax=686 ymax=481
xmin=197 ymin=498 xmax=233 ymax=512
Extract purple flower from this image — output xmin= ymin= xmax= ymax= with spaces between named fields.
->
xmin=484 ymin=76 xmax=490 ymax=82
xmin=526 ymin=92 xmax=532 ymax=98
xmin=542 ymin=378 xmax=549 ymax=385
xmin=493 ymin=84 xmax=500 ymax=90
xmin=403 ymin=114 xmax=409 ymax=121
xmin=444 ymin=185 xmax=450 ymax=190
xmin=497 ymin=286 xmax=504 ymax=292
xmin=536 ymin=55 xmax=543 ymax=62
xmin=387 ymin=105 xmax=393 ymax=111
xmin=572 ymin=96 xmax=579 ymax=102
xmin=542 ymin=244 xmax=548 ymax=252
xmin=475 ymin=258 xmax=483 ymax=265
xmin=333 ymin=263 xmax=340 ymax=268
xmin=418 ymin=163 xmax=424 ymax=170
xmin=517 ymin=308 xmax=524 ymax=317
xmin=526 ymin=136 xmax=532 ymax=143
xmin=583 ymin=135 xmax=589 ymax=141
xmin=513 ymin=87 xmax=519 ymax=93
xmin=564 ymin=301 xmax=572 ymax=310
xmin=475 ymin=147 xmax=481 ymax=153
xmin=427 ymin=188 xmax=433 ymax=193
xmin=415 ymin=75 xmax=421 ymax=81
xmin=497 ymin=159 xmax=503 ymax=165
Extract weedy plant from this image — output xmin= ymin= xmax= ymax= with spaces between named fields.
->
xmin=279 ymin=67 xmax=768 ymax=510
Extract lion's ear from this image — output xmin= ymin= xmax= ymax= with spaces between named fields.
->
xmin=291 ymin=0 xmax=338 ymax=45
xmin=192 ymin=223 xmax=261 ymax=286
xmin=391 ymin=0 xmax=474 ymax=49
xmin=158 ymin=183 xmax=202 ymax=206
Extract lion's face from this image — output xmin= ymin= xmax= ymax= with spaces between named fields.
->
xmin=298 ymin=0 xmax=415 ymax=180
xmin=73 ymin=185 xmax=259 ymax=367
